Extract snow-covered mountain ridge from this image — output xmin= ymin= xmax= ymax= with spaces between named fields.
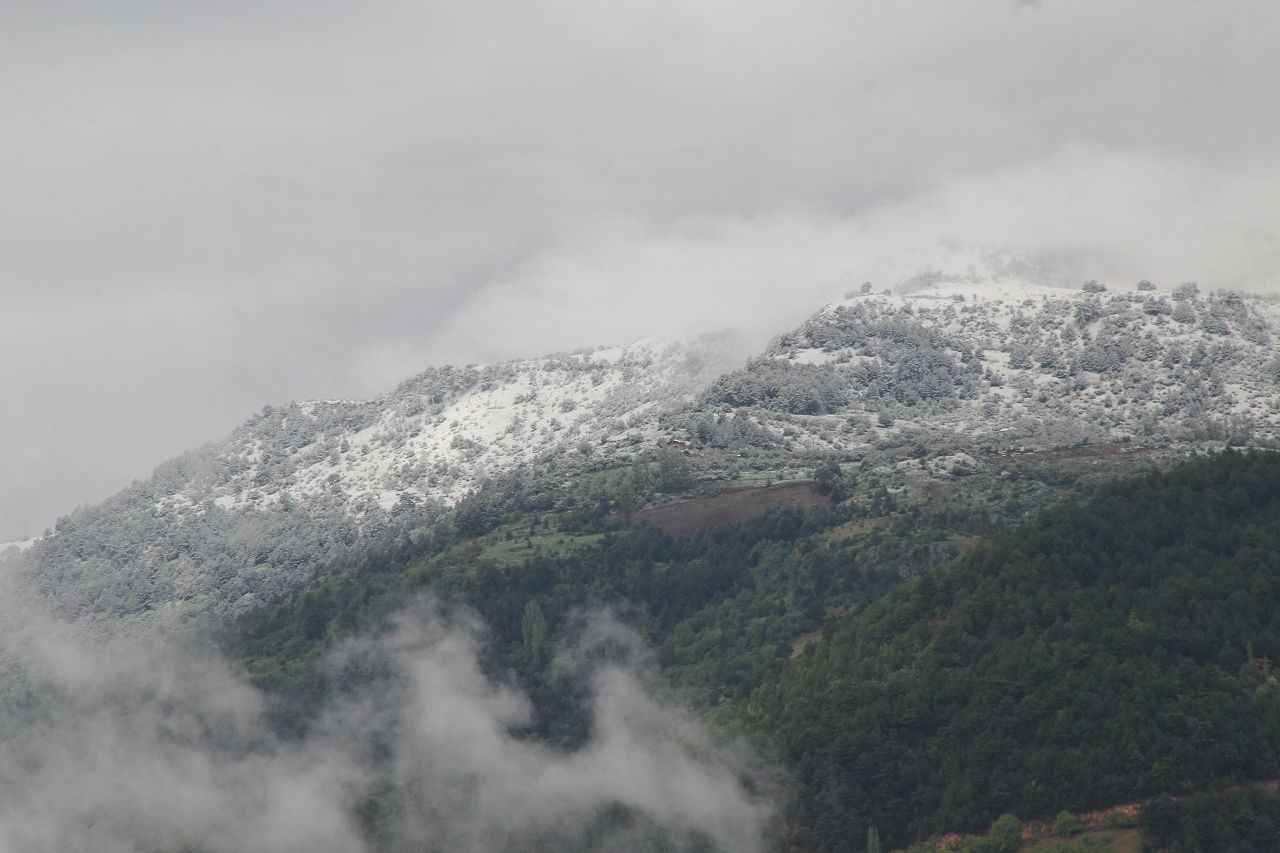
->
xmin=156 ymin=335 xmax=734 ymax=523
xmin=12 ymin=264 xmax=1280 ymax=623
xmin=5 ymin=336 xmax=740 ymax=622
xmin=699 ymin=278 xmax=1280 ymax=457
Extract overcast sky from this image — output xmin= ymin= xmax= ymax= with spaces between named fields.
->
xmin=2 ymin=1 xmax=1279 ymax=539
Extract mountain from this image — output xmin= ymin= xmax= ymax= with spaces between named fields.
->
xmin=747 ymin=449 xmax=1280 ymax=850
xmin=706 ymin=276 xmax=1279 ymax=450
xmin=8 ymin=259 xmax=1280 ymax=851
xmin=170 ymin=335 xmax=738 ymax=520
xmin=218 ymin=421 xmax=1280 ymax=850
xmin=10 ymin=264 xmax=1280 ymax=627
xmin=7 ymin=336 xmax=738 ymax=623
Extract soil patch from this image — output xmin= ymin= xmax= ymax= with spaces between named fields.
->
xmin=638 ymin=481 xmax=830 ymax=538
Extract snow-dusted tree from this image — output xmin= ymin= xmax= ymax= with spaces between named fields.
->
xmin=1074 ymin=296 xmax=1104 ymax=327
xmin=1199 ymin=310 xmax=1232 ymax=336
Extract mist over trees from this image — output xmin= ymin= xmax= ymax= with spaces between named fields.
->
xmin=7 ymin=281 xmax=1280 ymax=851
xmin=0 ymin=580 xmax=775 ymax=853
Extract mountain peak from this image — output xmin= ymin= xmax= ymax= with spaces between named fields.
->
xmin=16 ymin=275 xmax=1280 ymax=623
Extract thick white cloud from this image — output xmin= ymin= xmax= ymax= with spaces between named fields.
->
xmin=0 ymin=590 xmax=773 ymax=852
xmin=2 ymin=0 xmax=1278 ymax=536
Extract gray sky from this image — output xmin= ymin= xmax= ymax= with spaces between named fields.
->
xmin=2 ymin=0 xmax=1279 ymax=539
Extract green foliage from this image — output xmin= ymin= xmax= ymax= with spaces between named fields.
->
xmin=814 ymin=461 xmax=846 ymax=501
xmin=227 ymin=478 xmax=945 ymax=742
xmin=989 ymin=814 xmax=1022 ymax=851
xmin=222 ymin=440 xmax=1280 ymax=852
xmin=747 ymin=451 xmax=1280 ymax=850
xmin=1054 ymin=811 xmax=1082 ymax=838
xmin=1139 ymin=787 xmax=1280 ymax=852
xmin=651 ymin=448 xmax=695 ymax=493
xmin=521 ymin=599 xmax=548 ymax=660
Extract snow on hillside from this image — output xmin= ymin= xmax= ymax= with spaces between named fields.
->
xmin=16 ymin=252 xmax=1280 ymax=624
xmin=705 ymin=271 xmax=1280 ymax=456
xmin=145 ymin=256 xmax=1280 ymax=530
xmin=160 ymin=335 xmax=738 ymax=521
xmin=13 ymin=334 xmax=743 ymax=623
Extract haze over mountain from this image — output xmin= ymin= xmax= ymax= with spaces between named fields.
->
xmin=7 ymin=262 xmax=1280 ymax=850
xmin=4 ymin=0 xmax=1279 ymax=541
xmin=4 ymin=4 xmax=1280 ymax=851
xmin=10 ymin=257 xmax=1280 ymax=626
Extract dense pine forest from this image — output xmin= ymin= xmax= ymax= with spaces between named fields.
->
xmin=751 ymin=450 xmax=1280 ymax=850
xmin=221 ymin=449 xmax=1280 ymax=851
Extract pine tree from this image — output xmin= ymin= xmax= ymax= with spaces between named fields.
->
xmin=521 ymin=600 xmax=548 ymax=660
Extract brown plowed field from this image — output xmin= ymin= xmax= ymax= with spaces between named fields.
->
xmin=638 ymin=481 xmax=830 ymax=538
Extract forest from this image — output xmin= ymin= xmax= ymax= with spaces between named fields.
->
xmin=750 ymin=450 xmax=1280 ymax=850
xmin=222 ymin=450 xmax=1280 ymax=851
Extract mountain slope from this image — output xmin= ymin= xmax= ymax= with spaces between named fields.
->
xmin=744 ymin=450 xmax=1280 ymax=851
xmin=9 ymin=263 xmax=1280 ymax=850
xmin=704 ymin=279 xmax=1280 ymax=455
xmin=12 ymin=263 xmax=1280 ymax=626
xmin=7 ymin=336 xmax=737 ymax=623
xmin=177 ymin=335 xmax=736 ymax=519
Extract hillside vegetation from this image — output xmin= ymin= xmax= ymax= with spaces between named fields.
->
xmin=219 ymin=444 xmax=1280 ymax=851
xmin=6 ymin=277 xmax=1280 ymax=849
xmin=747 ymin=450 xmax=1280 ymax=850
xmin=17 ymin=279 xmax=1280 ymax=632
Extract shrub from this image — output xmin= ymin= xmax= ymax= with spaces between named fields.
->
xmin=1053 ymin=810 xmax=1082 ymax=837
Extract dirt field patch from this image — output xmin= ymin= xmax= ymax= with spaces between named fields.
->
xmin=638 ymin=480 xmax=830 ymax=538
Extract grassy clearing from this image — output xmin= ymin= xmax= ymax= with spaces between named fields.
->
xmin=478 ymin=530 xmax=608 ymax=566
xmin=1020 ymin=827 xmax=1140 ymax=852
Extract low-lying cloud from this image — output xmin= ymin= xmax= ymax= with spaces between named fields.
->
xmin=437 ymin=145 xmax=1280 ymax=366
xmin=0 ymin=589 xmax=774 ymax=852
